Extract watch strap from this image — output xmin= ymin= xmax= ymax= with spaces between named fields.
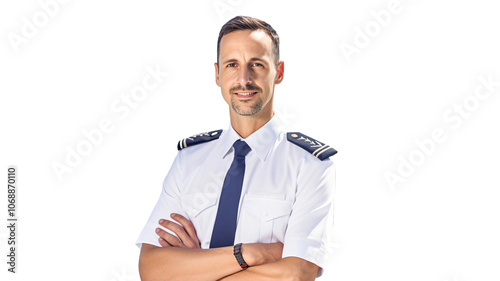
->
xmin=233 ymin=243 xmax=249 ymax=270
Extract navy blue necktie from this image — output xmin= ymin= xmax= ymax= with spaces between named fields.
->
xmin=209 ymin=140 xmax=251 ymax=248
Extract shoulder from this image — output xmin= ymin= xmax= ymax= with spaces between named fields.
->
xmin=177 ymin=129 xmax=223 ymax=150
xmin=286 ymin=132 xmax=337 ymax=161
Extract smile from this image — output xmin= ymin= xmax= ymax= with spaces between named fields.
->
xmin=234 ymin=92 xmax=258 ymax=98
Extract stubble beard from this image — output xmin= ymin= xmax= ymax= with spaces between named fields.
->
xmin=231 ymin=96 xmax=263 ymax=116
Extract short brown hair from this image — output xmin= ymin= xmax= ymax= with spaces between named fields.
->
xmin=217 ymin=16 xmax=280 ymax=67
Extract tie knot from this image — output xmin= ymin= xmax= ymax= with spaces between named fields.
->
xmin=233 ymin=140 xmax=251 ymax=157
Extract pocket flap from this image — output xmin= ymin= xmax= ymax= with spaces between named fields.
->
xmin=243 ymin=194 xmax=293 ymax=222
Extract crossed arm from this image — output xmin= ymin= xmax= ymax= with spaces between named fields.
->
xmin=138 ymin=214 xmax=319 ymax=281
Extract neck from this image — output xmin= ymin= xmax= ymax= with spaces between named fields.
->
xmin=229 ymin=109 xmax=274 ymax=139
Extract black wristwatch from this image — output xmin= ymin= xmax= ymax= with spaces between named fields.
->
xmin=233 ymin=243 xmax=249 ymax=270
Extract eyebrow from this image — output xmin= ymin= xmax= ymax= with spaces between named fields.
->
xmin=222 ymin=57 xmax=268 ymax=64
xmin=222 ymin=58 xmax=238 ymax=64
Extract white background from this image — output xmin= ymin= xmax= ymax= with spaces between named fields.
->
xmin=1 ymin=0 xmax=499 ymax=280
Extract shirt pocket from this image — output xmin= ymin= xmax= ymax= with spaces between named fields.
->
xmin=238 ymin=194 xmax=293 ymax=243
xmin=181 ymin=193 xmax=218 ymax=248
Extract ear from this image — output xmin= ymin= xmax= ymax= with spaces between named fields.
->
xmin=275 ymin=61 xmax=284 ymax=85
xmin=214 ymin=62 xmax=221 ymax=87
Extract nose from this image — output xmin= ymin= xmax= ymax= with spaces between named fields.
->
xmin=237 ymin=65 xmax=253 ymax=85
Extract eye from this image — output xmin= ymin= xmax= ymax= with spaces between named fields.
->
xmin=252 ymin=63 xmax=263 ymax=67
xmin=226 ymin=63 xmax=237 ymax=68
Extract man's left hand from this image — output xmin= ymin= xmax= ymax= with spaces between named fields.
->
xmin=156 ymin=213 xmax=201 ymax=249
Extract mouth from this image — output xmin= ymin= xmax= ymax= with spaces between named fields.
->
xmin=234 ymin=91 xmax=258 ymax=99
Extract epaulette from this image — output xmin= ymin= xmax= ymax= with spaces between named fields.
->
xmin=287 ymin=132 xmax=337 ymax=160
xmin=177 ymin=129 xmax=223 ymax=150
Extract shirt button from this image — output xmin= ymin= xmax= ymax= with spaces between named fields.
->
xmin=263 ymin=211 xmax=268 ymax=217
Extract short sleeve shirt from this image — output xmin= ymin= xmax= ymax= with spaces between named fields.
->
xmin=136 ymin=114 xmax=336 ymax=274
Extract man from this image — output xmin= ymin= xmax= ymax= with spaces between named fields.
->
xmin=137 ymin=16 xmax=337 ymax=280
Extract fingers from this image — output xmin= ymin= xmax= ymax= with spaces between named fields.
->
xmin=159 ymin=218 xmax=191 ymax=246
xmin=158 ymin=237 xmax=171 ymax=247
xmin=157 ymin=215 xmax=201 ymax=249
xmin=171 ymin=213 xmax=198 ymax=240
xmin=155 ymin=227 xmax=183 ymax=247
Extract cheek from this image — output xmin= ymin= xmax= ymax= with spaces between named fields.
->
xmin=259 ymin=76 xmax=274 ymax=93
xmin=220 ymin=69 xmax=239 ymax=80
xmin=219 ymin=72 xmax=236 ymax=89
xmin=218 ymin=77 xmax=232 ymax=104
xmin=258 ymin=70 xmax=275 ymax=84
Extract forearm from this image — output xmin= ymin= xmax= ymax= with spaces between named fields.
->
xmin=218 ymin=257 xmax=319 ymax=281
xmin=139 ymin=243 xmax=242 ymax=281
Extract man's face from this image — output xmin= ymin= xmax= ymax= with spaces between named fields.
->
xmin=215 ymin=29 xmax=283 ymax=118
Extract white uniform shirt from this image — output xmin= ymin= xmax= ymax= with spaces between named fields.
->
xmin=136 ymin=114 xmax=336 ymax=274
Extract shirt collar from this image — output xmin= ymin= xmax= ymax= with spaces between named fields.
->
xmin=220 ymin=113 xmax=283 ymax=162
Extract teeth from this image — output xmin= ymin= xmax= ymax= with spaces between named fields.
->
xmin=237 ymin=92 xmax=255 ymax=96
